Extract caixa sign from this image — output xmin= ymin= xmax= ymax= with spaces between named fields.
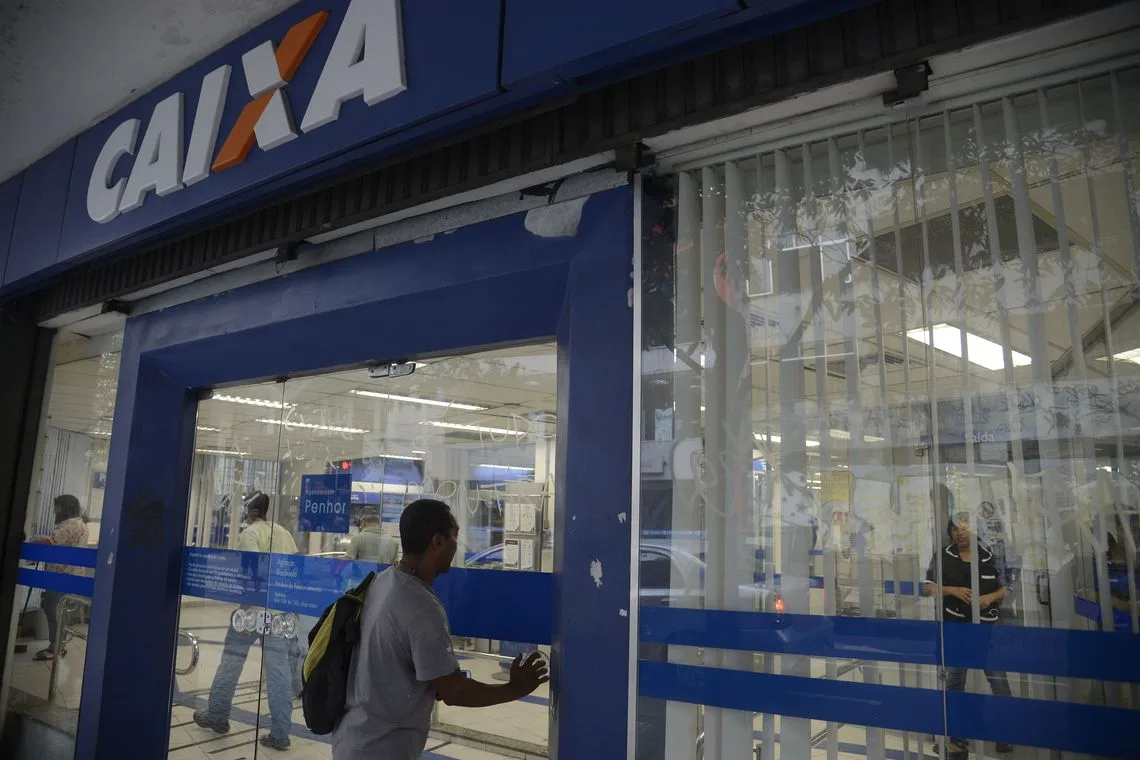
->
xmin=86 ymin=0 xmax=404 ymax=224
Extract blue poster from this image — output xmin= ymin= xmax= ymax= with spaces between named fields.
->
xmin=299 ymin=473 xmax=352 ymax=533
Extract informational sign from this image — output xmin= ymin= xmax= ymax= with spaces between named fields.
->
xmin=300 ymin=473 xmax=353 ymax=533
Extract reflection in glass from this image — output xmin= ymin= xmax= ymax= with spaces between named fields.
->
xmin=637 ymin=67 xmax=1140 ymax=759
xmin=1 ymin=328 xmax=123 ymax=757
xmin=170 ymin=345 xmax=556 ymax=757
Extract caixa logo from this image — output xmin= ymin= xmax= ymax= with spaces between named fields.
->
xmin=86 ymin=0 xmax=404 ymax=224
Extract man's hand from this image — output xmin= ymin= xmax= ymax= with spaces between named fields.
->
xmin=945 ymin=586 xmax=971 ymax=603
xmin=509 ymin=652 xmax=549 ymax=697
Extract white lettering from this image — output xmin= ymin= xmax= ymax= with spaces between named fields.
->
xmin=300 ymin=0 xmax=405 ymax=133
xmin=119 ymin=93 xmax=185 ymax=214
xmin=182 ymin=65 xmax=232 ymax=186
xmin=241 ymin=41 xmax=298 ymax=151
xmin=86 ymin=119 xmax=140 ymax=224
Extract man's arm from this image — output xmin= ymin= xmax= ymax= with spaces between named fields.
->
xmin=432 ymin=653 xmax=549 ymax=708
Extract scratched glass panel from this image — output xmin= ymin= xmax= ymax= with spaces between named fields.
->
xmin=271 ymin=343 xmax=556 ymax=759
xmin=636 ymin=66 xmax=1140 ymax=760
xmin=168 ymin=381 xmax=286 ymax=759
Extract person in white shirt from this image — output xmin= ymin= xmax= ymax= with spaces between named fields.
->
xmin=194 ymin=492 xmax=299 ymax=751
xmin=346 ymin=512 xmax=399 ymax=563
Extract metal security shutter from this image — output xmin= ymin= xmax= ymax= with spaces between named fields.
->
xmin=8 ymin=0 xmax=1124 ymax=322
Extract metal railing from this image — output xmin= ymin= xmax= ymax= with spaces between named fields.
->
xmin=47 ymin=596 xmax=200 ymax=701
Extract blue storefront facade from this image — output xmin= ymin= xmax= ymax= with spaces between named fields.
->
xmin=3 ymin=1 xmax=1140 ymax=759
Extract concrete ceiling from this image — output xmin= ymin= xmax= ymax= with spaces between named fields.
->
xmin=0 ymin=0 xmax=300 ymax=183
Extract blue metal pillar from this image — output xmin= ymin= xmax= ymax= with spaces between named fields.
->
xmin=75 ymin=339 xmax=199 ymax=759
xmin=552 ymin=189 xmax=634 ymax=758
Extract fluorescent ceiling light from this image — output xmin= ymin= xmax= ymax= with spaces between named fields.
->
xmin=212 ymin=394 xmax=294 ymax=409
xmin=905 ymin=324 xmax=1031 ymax=371
xmin=256 ymin=418 xmax=369 ymax=434
xmin=350 ymin=389 xmax=484 ymax=411
xmin=375 ymin=453 xmax=423 ymax=461
xmin=412 ymin=450 xmax=426 ymax=455
xmin=421 ymin=420 xmax=525 ymax=437
xmin=197 ymin=448 xmax=249 ymax=456
xmin=473 ymin=464 xmax=535 ymax=472
xmin=754 ymin=433 xmax=819 ymax=447
xmin=829 ymin=429 xmax=885 ymax=442
xmin=1108 ymin=348 xmax=1140 ymax=365
xmin=197 ymin=425 xmax=221 ymax=432
xmin=87 ymin=430 xmax=111 ymax=438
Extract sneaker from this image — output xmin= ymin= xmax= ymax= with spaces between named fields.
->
xmin=996 ymin=743 xmax=1014 ymax=753
xmin=260 ymin=734 xmax=291 ymax=751
xmin=191 ymin=710 xmax=230 ymax=734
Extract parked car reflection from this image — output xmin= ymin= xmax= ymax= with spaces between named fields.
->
xmin=466 ymin=540 xmax=771 ymax=609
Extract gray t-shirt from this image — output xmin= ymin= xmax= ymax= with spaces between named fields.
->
xmin=331 ymin=567 xmax=459 ymax=759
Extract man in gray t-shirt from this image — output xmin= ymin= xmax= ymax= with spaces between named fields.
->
xmin=332 ymin=499 xmax=548 ymax=760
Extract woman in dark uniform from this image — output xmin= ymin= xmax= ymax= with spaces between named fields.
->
xmin=923 ymin=504 xmax=1014 ymax=759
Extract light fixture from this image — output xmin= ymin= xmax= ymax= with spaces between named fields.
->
xmin=473 ymin=464 xmax=535 ymax=472
xmin=754 ymin=433 xmax=820 ymax=447
xmin=375 ymin=453 xmax=423 ymax=461
xmin=829 ymin=429 xmax=885 ymax=442
xmin=350 ymin=389 xmax=484 ymax=411
xmin=1108 ymin=348 xmax=1140 ymax=365
xmin=256 ymin=418 xmax=369 ymax=434
xmin=197 ymin=448 xmax=249 ymax=456
xmin=87 ymin=429 xmax=112 ymax=438
xmin=212 ymin=394 xmax=294 ymax=409
xmin=412 ymin=450 xmax=426 ymax=455
xmin=196 ymin=425 xmax=221 ymax=432
xmin=420 ymin=420 xmax=525 ymax=437
xmin=906 ymin=324 xmax=1031 ymax=371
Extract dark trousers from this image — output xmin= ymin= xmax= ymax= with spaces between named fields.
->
xmin=946 ymin=666 xmax=1012 ymax=748
xmin=41 ymin=591 xmax=62 ymax=652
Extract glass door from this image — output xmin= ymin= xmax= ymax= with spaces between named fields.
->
xmin=168 ymin=343 xmax=557 ymax=759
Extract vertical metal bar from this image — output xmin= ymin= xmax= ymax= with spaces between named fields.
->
xmin=939 ymin=112 xmax=984 ymax=643
xmin=700 ymin=165 xmax=728 ymax=760
xmin=911 ymin=113 xmax=956 ymax=758
xmin=890 ymin=123 xmax=926 ymax=757
xmin=802 ymin=141 xmax=840 ymax=760
xmin=757 ymin=152 xmax=779 ymax=760
xmin=665 ymin=172 xmax=701 ymax=760
xmin=972 ymin=103 xmax=1033 ymax=637
xmin=775 ymin=147 xmax=812 ymax=760
xmin=723 ymin=159 xmax=756 ymax=756
xmin=829 ymin=135 xmax=884 ymax=760
xmin=1108 ymin=70 xmax=1140 ymax=638
xmin=862 ymin=126 xmax=912 ymax=758
xmin=1040 ymin=87 xmax=1113 ymax=638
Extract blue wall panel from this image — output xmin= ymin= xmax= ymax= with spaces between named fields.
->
xmin=501 ymin=0 xmax=738 ymax=89
xmin=55 ymin=0 xmax=500 ymax=274
xmin=3 ymin=142 xmax=74 ymax=287
xmin=78 ymin=187 xmax=633 ymax=759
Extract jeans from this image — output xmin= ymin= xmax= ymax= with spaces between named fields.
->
xmin=945 ymin=666 xmax=1012 ymax=748
xmin=204 ymin=619 xmax=293 ymax=740
xmin=41 ymin=591 xmax=61 ymax=652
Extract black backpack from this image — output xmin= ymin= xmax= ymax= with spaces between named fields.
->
xmin=300 ymin=572 xmax=376 ymax=734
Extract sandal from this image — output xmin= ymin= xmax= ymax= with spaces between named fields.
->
xmin=33 ymin=649 xmax=56 ymax=661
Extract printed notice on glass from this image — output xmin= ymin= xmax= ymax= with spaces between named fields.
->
xmin=504 ymin=503 xmax=520 ymax=532
xmin=520 ymin=505 xmax=537 ymax=534
xmin=503 ymin=540 xmax=520 ymax=568
xmin=519 ymin=539 xmax=535 ymax=570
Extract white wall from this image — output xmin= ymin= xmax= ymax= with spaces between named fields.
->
xmin=0 ymin=0 xmax=300 ymax=182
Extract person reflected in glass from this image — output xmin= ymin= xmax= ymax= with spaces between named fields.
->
xmin=923 ymin=497 xmax=1014 ymax=758
xmin=30 ymin=494 xmax=89 ymax=661
xmin=346 ymin=510 xmax=399 ymax=564
xmin=193 ymin=491 xmax=299 ymax=751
